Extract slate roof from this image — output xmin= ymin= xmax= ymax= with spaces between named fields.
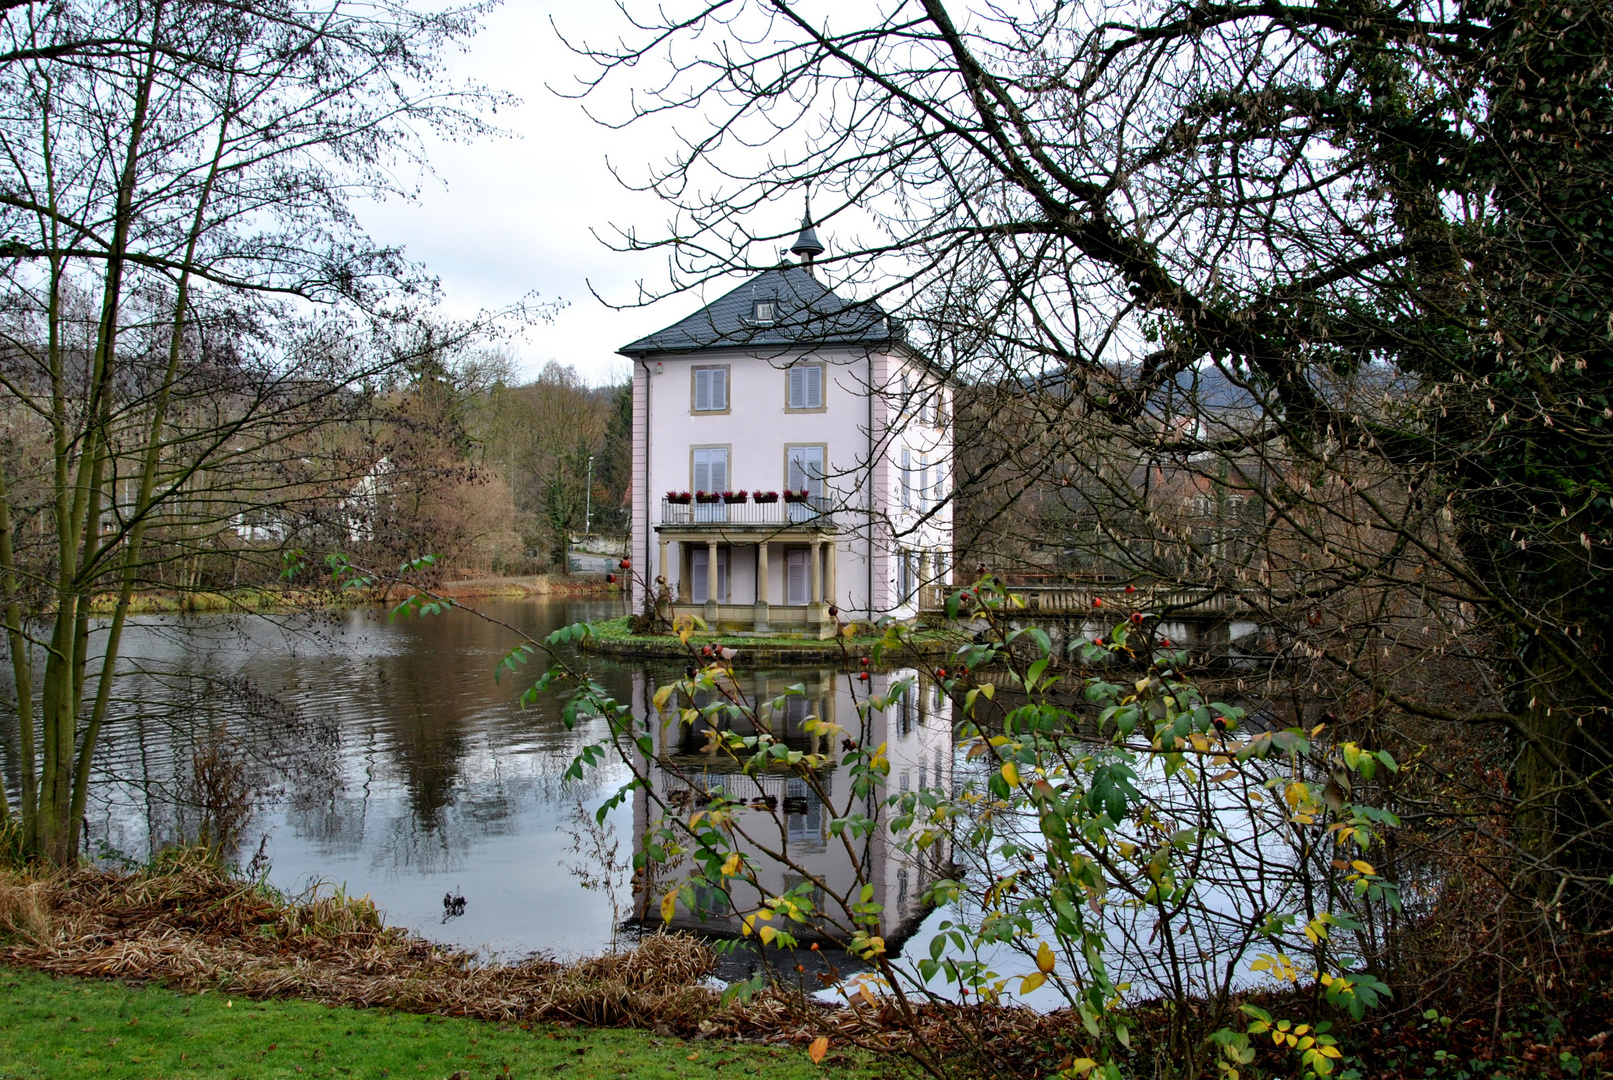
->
xmin=617 ymin=266 xmax=896 ymax=357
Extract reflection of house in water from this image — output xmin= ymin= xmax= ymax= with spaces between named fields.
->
xmin=630 ymin=667 xmax=952 ymax=950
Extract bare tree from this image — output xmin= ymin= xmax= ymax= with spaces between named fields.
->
xmin=0 ymin=0 xmax=510 ymax=862
xmin=569 ymin=0 xmax=1613 ymax=938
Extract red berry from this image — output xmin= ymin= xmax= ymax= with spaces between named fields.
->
xmin=1125 ymin=584 xmax=1136 ymax=594
xmin=1130 ymin=612 xmax=1143 ymax=625
xmin=1095 ymin=637 xmax=1104 ymax=646
xmin=606 ymin=574 xmax=616 ymax=584
xmin=620 ymin=559 xmax=631 ymax=569
xmin=861 ymin=657 xmax=870 ymax=666
xmin=828 ymin=604 xmax=839 ymax=617
xmin=859 ymin=672 xmax=869 ymax=681
xmin=936 ymin=668 xmax=947 ymax=678
xmin=1093 ymin=597 xmax=1103 ymax=607
xmin=1161 ymin=638 xmax=1172 ymax=647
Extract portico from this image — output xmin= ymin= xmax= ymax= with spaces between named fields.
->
xmin=655 ymin=498 xmax=839 ymax=637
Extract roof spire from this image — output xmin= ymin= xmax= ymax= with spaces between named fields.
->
xmin=789 ymin=192 xmax=824 ymax=273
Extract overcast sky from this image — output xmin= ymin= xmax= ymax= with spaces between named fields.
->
xmin=354 ymin=1 xmax=719 ymax=387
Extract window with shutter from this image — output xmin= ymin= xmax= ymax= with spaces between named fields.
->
xmin=692 ymin=367 xmax=727 ymax=412
xmin=786 ymin=550 xmax=809 ymax=605
xmin=900 ymin=449 xmax=911 ymax=510
xmin=919 ymin=458 xmax=930 ymax=512
xmin=692 ymin=447 xmax=729 ymax=493
xmin=787 ymin=364 xmax=823 ymax=409
xmin=786 ymin=445 xmax=824 ymax=522
xmin=690 ymin=548 xmax=729 ymax=602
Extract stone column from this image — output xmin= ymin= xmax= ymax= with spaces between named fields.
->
xmin=705 ymin=538 xmax=720 ymax=624
xmin=825 ymin=541 xmax=837 ymax=609
xmin=753 ymin=542 xmax=770 ymax=633
xmin=676 ymin=543 xmax=690 ymax=603
xmin=656 ymin=536 xmax=671 ymax=621
xmin=808 ymin=538 xmax=824 ymax=632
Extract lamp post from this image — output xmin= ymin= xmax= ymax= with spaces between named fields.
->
xmin=585 ymin=455 xmax=594 ymax=536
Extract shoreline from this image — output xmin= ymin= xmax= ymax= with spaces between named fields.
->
xmin=89 ymin=574 xmax=617 ymax=616
xmin=580 ymin=616 xmax=968 ymax=666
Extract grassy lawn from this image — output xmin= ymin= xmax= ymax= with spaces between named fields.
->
xmin=0 ymin=966 xmax=887 ymax=1080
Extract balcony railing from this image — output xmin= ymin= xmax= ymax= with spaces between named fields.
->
xmin=659 ymin=496 xmax=838 ymax=528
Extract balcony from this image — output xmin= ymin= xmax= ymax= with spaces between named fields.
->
xmin=657 ymin=497 xmax=839 ymax=532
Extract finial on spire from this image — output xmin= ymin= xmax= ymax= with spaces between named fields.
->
xmin=789 ymin=192 xmax=824 ymax=272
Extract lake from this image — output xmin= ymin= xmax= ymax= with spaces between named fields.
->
xmin=2 ymin=597 xmax=955 ymax=966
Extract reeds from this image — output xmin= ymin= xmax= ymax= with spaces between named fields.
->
xmin=0 ymin=850 xmax=719 ymax=1029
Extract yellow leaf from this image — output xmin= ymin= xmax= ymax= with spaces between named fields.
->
xmin=858 ymin=983 xmax=877 ymax=1008
xmin=722 ymin=852 xmax=743 ymax=877
xmin=1019 ymin=972 xmax=1047 ymax=995
xmin=1036 ymin=941 xmax=1056 ymax=973
xmin=1001 ymin=761 xmax=1020 ymax=786
xmin=740 ymin=913 xmax=755 ymax=937
xmin=808 ymin=1036 xmax=829 ymax=1064
xmin=759 ymin=925 xmax=777 ymax=945
xmin=979 ymin=683 xmax=994 ymax=700
xmin=660 ymin=889 xmax=678 ymax=923
xmin=653 ymin=685 xmax=674 ymax=713
xmin=1210 ymin=769 xmax=1238 ymax=783
xmin=1350 ymin=859 xmax=1376 ymax=876
xmin=1069 ymin=1058 xmax=1098 ymax=1076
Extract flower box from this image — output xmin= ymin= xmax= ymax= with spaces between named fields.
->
xmin=783 ymin=490 xmax=811 ymax=503
xmin=721 ymin=490 xmax=748 ymax=504
xmin=752 ymin=491 xmax=780 ymax=504
xmin=666 ymin=491 xmax=693 ymax=504
xmin=694 ymin=491 xmax=721 ymax=504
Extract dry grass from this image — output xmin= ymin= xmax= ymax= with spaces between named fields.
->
xmin=0 ymin=851 xmax=1072 ymax=1075
xmin=0 ymin=850 xmax=721 ymax=1030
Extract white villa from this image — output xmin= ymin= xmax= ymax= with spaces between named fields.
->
xmin=621 ymin=219 xmax=953 ymax=636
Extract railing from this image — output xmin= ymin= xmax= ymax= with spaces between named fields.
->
xmin=918 ymin=583 xmax=1249 ymax=616
xmin=659 ymin=496 xmax=838 ymax=528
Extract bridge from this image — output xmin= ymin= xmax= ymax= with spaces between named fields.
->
xmin=918 ymin=583 xmax=1275 ymax=666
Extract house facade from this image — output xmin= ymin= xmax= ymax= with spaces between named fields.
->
xmin=620 ymin=222 xmax=952 ymax=635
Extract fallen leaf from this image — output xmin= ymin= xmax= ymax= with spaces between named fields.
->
xmin=808 ymin=1036 xmax=829 ymax=1064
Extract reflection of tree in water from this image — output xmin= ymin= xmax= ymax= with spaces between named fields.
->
xmin=81 ymin=669 xmax=342 ymax=860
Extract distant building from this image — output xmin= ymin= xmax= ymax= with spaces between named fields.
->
xmin=620 ymin=216 xmax=952 ymax=635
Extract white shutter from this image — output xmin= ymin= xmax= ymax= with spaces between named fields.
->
xmin=919 ymin=458 xmax=930 ymax=512
xmin=716 ymin=548 xmax=729 ymax=601
xmin=788 ymin=365 xmax=822 ymax=409
xmin=786 ymin=550 xmax=808 ymax=605
xmin=694 ymin=368 xmax=726 ymax=411
xmin=900 ymin=450 xmax=911 ymax=510
xmin=693 ymin=450 xmax=710 ymax=493
xmin=786 ymin=446 xmax=823 ymax=497
xmin=692 ymin=548 xmax=709 ymax=602
xmin=693 ymin=448 xmax=728 ymax=494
